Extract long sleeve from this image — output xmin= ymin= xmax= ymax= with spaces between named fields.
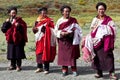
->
xmin=1 ymin=21 xmax=12 ymax=33
xmin=54 ymin=20 xmax=62 ymax=38
xmin=108 ymin=20 xmax=117 ymax=36
xmin=72 ymin=23 xmax=82 ymax=45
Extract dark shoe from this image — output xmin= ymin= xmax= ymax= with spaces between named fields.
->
xmin=62 ymin=72 xmax=68 ymax=77
xmin=94 ymin=74 xmax=103 ymax=78
xmin=110 ymin=73 xmax=118 ymax=80
xmin=7 ymin=66 xmax=16 ymax=70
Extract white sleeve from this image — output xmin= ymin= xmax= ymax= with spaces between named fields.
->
xmin=108 ymin=20 xmax=116 ymax=28
xmin=90 ymin=18 xmax=95 ymax=28
xmin=90 ymin=18 xmax=98 ymax=29
xmin=76 ymin=24 xmax=82 ymax=39
xmin=108 ymin=20 xmax=117 ymax=36
xmin=54 ymin=20 xmax=62 ymax=38
xmin=72 ymin=23 xmax=82 ymax=45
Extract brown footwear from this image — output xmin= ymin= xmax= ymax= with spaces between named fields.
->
xmin=16 ymin=67 xmax=21 ymax=72
xmin=7 ymin=66 xmax=16 ymax=70
xmin=35 ymin=68 xmax=43 ymax=73
xmin=110 ymin=73 xmax=118 ymax=80
xmin=94 ymin=74 xmax=103 ymax=78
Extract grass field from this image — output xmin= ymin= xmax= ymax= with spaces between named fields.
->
xmin=0 ymin=0 xmax=120 ymax=54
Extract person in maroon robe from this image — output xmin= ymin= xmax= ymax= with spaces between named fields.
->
xmin=32 ymin=7 xmax=56 ymax=74
xmin=1 ymin=7 xmax=28 ymax=71
xmin=82 ymin=2 xmax=117 ymax=80
xmin=55 ymin=5 xmax=82 ymax=76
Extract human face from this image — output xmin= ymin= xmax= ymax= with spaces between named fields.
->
xmin=97 ymin=5 xmax=105 ymax=17
xmin=9 ymin=10 xmax=17 ymax=18
xmin=62 ymin=8 xmax=70 ymax=18
xmin=40 ymin=10 xmax=47 ymax=18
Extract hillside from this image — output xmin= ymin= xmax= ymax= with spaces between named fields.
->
xmin=0 ymin=0 xmax=120 ymax=54
xmin=0 ymin=0 xmax=120 ymax=27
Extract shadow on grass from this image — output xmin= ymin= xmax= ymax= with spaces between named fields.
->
xmin=0 ymin=65 xmax=120 ymax=79
xmin=0 ymin=67 xmax=8 ymax=71
xmin=102 ymin=68 xmax=120 ymax=79
xmin=0 ymin=66 xmax=36 ymax=71
xmin=49 ymin=66 xmax=61 ymax=74
xmin=102 ymin=72 xmax=120 ymax=80
xmin=22 ymin=66 xmax=36 ymax=70
xmin=77 ymin=66 xmax=95 ymax=75
xmin=49 ymin=66 xmax=120 ymax=79
xmin=49 ymin=66 xmax=95 ymax=75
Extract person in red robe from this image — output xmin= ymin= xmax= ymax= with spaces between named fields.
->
xmin=1 ymin=7 xmax=28 ymax=71
xmin=55 ymin=5 xmax=82 ymax=76
xmin=32 ymin=7 xmax=56 ymax=74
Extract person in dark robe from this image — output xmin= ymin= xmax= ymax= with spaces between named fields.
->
xmin=1 ymin=7 xmax=28 ymax=71
xmin=55 ymin=5 xmax=82 ymax=76
xmin=32 ymin=7 xmax=56 ymax=74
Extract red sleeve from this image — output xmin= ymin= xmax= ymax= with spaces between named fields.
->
xmin=48 ymin=19 xmax=54 ymax=28
xmin=17 ymin=18 xmax=28 ymax=42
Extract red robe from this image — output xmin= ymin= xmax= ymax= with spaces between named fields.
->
xmin=34 ymin=17 xmax=56 ymax=62
xmin=5 ymin=17 xmax=28 ymax=44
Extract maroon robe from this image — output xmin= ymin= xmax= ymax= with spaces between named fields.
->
xmin=57 ymin=17 xmax=80 ymax=66
xmin=92 ymin=15 xmax=115 ymax=72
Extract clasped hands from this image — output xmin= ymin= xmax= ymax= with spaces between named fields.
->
xmin=61 ymin=31 xmax=74 ymax=37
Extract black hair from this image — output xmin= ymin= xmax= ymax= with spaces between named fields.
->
xmin=8 ymin=7 xmax=17 ymax=14
xmin=38 ymin=7 xmax=48 ymax=14
xmin=96 ymin=2 xmax=107 ymax=10
xmin=60 ymin=5 xmax=71 ymax=13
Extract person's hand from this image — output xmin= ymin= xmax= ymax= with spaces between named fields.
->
xmin=6 ymin=19 xmax=10 ymax=22
xmin=61 ymin=32 xmax=70 ymax=37
xmin=32 ymin=27 xmax=38 ymax=34
xmin=15 ymin=22 xmax=19 ymax=27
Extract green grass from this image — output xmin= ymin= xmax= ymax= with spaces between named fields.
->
xmin=0 ymin=0 xmax=120 ymax=59
xmin=0 ymin=27 xmax=120 ymax=53
xmin=116 ymin=59 xmax=120 ymax=63
xmin=0 ymin=0 xmax=120 ymax=27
